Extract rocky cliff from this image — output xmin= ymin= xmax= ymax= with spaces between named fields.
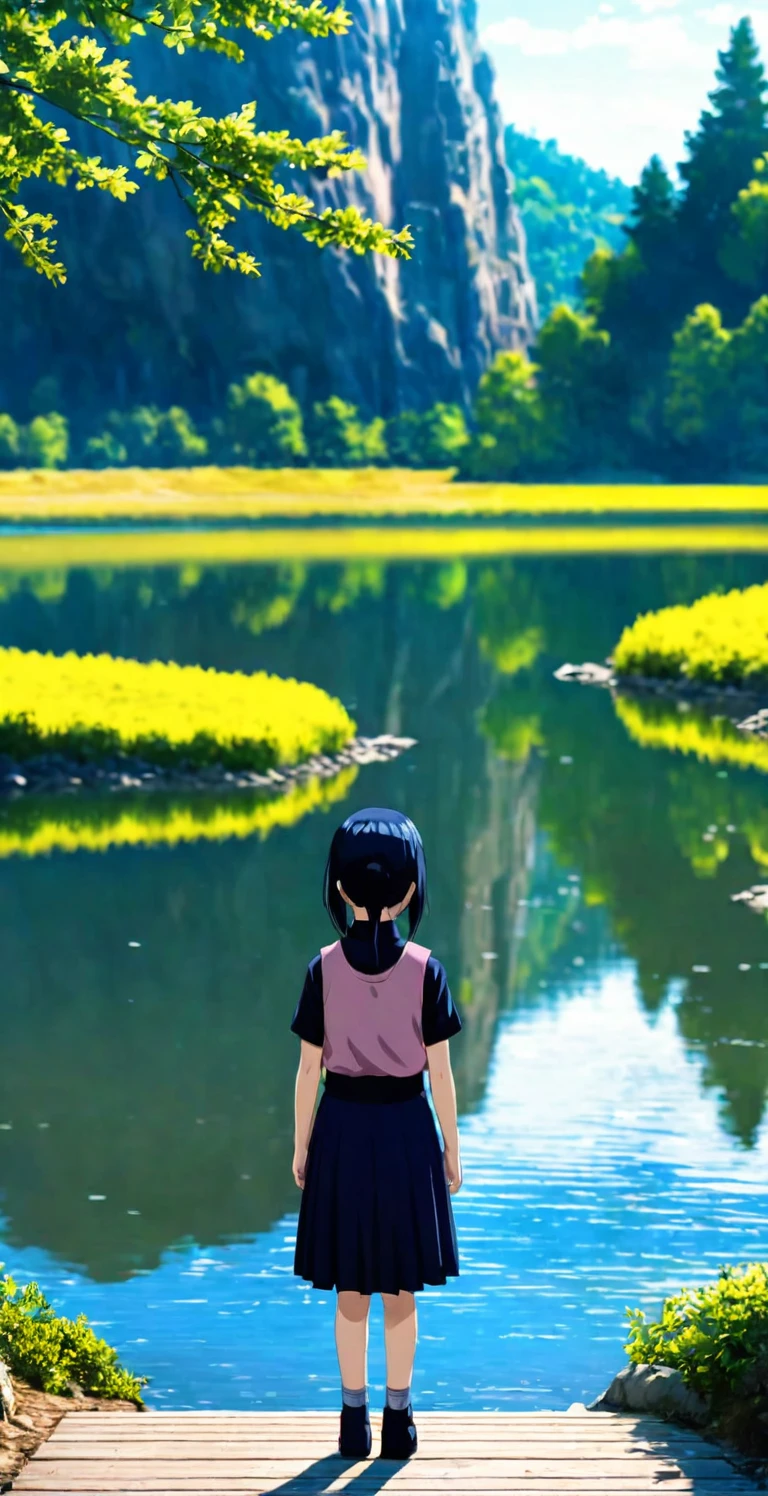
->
xmin=0 ymin=0 xmax=537 ymax=421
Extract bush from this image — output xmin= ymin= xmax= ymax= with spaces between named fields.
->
xmin=613 ymin=581 xmax=768 ymax=686
xmin=0 ymin=1268 xmax=146 ymax=1403
xmin=625 ymin=1263 xmax=768 ymax=1452
xmin=21 ymin=412 xmax=69 ymax=469
xmin=85 ymin=406 xmax=207 ymax=468
xmin=305 ymin=396 xmax=387 ymax=466
xmin=225 ymin=373 xmax=306 ymax=465
xmin=459 ymin=351 xmax=551 ymax=479
xmin=0 ymin=413 xmax=21 ymax=469
xmin=386 ymin=404 xmax=469 ymax=467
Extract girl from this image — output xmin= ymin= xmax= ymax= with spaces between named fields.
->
xmin=290 ymin=806 xmax=462 ymax=1461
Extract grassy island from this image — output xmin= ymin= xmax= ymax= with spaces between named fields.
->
xmin=614 ymin=582 xmax=768 ymax=689
xmin=0 ymin=648 xmax=354 ymax=771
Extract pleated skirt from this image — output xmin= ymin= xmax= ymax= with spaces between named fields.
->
xmin=293 ymin=1090 xmax=460 ymax=1295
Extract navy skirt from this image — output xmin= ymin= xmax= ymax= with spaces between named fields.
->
xmin=294 ymin=1072 xmax=460 ymax=1295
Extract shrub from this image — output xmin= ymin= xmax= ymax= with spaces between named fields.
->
xmin=225 ymin=373 xmax=306 ymax=465
xmin=459 ymin=351 xmax=551 ymax=479
xmin=21 ymin=413 xmax=69 ymax=469
xmin=0 ymin=647 xmax=355 ymax=769
xmin=613 ymin=582 xmax=768 ymax=686
xmin=385 ymin=404 xmax=469 ymax=467
xmin=305 ymin=396 xmax=387 ymax=466
xmin=0 ymin=413 xmax=21 ymax=469
xmin=625 ymin=1263 xmax=768 ymax=1452
xmin=84 ymin=406 xmax=207 ymax=468
xmin=0 ymin=1268 xmax=146 ymax=1403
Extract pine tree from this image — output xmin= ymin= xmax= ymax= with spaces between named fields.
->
xmin=678 ymin=18 xmax=768 ymax=242
xmin=624 ymin=156 xmax=677 ymax=264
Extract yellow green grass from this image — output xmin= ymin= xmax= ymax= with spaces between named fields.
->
xmin=614 ymin=695 xmax=768 ymax=775
xmin=614 ymin=583 xmax=768 ymax=687
xmin=0 ymin=525 xmax=767 ymax=577
xmin=1 ymin=467 xmax=768 ymax=521
xmin=0 ymin=768 xmax=357 ymax=860
xmin=0 ymin=647 xmax=354 ymax=770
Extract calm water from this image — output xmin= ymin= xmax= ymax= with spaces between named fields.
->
xmin=1 ymin=549 xmax=767 ymax=1410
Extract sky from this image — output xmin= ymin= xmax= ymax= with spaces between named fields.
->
xmin=477 ymin=0 xmax=768 ymax=184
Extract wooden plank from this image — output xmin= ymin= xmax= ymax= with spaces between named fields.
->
xmin=27 ymin=1442 xmax=739 ymax=1460
xmin=11 ymin=1459 xmax=746 ymax=1477
xmin=9 ymin=1482 xmax=758 ymax=1494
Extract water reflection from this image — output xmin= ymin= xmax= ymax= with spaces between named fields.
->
xmin=0 ymin=550 xmax=766 ymax=1406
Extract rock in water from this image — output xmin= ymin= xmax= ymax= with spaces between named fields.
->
xmin=0 ymin=0 xmax=537 ymax=419
xmin=732 ymin=886 xmax=768 ymax=914
xmin=0 ymin=1360 xmax=16 ymax=1420
xmin=587 ymin=1363 xmax=710 ymax=1425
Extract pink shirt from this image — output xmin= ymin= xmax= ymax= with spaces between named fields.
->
xmin=320 ymin=939 xmax=431 ymax=1077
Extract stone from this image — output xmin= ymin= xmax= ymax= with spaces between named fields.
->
xmin=554 ymin=662 xmax=614 ymax=686
xmin=9 ymin=1414 xmax=34 ymax=1432
xmin=0 ymin=1362 xmax=15 ymax=1420
xmin=587 ymin=1363 xmax=710 ymax=1425
xmin=738 ymin=708 xmax=768 ymax=735
xmin=732 ymin=886 xmax=768 ymax=914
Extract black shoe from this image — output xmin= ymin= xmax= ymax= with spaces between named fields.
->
xmin=338 ymin=1402 xmax=372 ymax=1458
xmin=380 ymin=1403 xmax=418 ymax=1459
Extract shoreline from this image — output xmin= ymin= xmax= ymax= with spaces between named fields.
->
xmin=0 ymin=734 xmax=416 ymax=800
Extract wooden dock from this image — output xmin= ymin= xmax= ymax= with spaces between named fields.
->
xmin=8 ymin=1410 xmax=763 ymax=1495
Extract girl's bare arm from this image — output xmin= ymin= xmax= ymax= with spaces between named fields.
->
xmin=293 ymin=1040 xmax=323 ymax=1189
xmin=426 ymin=1039 xmax=462 ymax=1194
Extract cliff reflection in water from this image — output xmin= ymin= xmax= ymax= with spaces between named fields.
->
xmin=0 ymin=552 xmax=766 ymax=1285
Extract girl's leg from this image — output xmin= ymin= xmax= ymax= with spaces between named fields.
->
xmin=381 ymin=1291 xmax=417 ymax=1394
xmin=335 ymin=1291 xmax=371 ymax=1391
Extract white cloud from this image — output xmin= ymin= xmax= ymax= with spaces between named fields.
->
xmin=482 ymin=11 xmax=710 ymax=71
xmin=632 ymin=0 xmax=681 ymax=11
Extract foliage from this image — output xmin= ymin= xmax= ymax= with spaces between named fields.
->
xmin=505 ymin=126 xmax=631 ymax=320
xmin=625 ymin=1263 xmax=768 ymax=1450
xmin=224 ymin=373 xmax=306 ymax=466
xmin=460 ymin=351 xmax=551 ymax=479
xmin=0 ymin=0 xmax=412 ymax=285
xmin=0 ymin=411 xmax=20 ymax=468
xmin=305 ymin=396 xmax=387 ymax=466
xmin=0 ymin=766 xmax=357 ymax=860
xmin=85 ymin=405 xmax=208 ymax=468
xmin=21 ymin=412 xmax=68 ymax=469
xmin=0 ymin=1267 xmax=146 ymax=1402
xmin=385 ymin=404 xmax=469 ymax=467
xmin=663 ymin=304 xmax=733 ymax=451
xmin=613 ymin=582 xmax=768 ymax=686
xmin=0 ymin=646 xmax=355 ymax=768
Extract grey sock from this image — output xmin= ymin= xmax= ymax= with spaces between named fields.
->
xmin=342 ymin=1384 xmax=367 ymax=1408
xmin=386 ymin=1385 xmax=411 ymax=1410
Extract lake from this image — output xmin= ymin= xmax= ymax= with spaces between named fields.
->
xmin=0 ymin=544 xmax=767 ymax=1410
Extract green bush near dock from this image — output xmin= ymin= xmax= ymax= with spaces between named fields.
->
xmin=0 ymin=1269 xmax=147 ymax=1403
xmin=626 ymin=1263 xmax=768 ymax=1453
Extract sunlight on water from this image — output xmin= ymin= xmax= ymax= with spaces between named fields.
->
xmin=0 ymin=550 xmax=766 ymax=1410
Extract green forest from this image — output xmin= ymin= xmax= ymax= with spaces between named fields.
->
xmin=5 ymin=17 xmax=768 ymax=480
xmin=505 ymin=127 xmax=632 ymax=321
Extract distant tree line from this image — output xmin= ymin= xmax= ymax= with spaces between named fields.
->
xmin=505 ymin=126 xmax=632 ymax=321
xmin=0 ymin=381 xmax=470 ymax=472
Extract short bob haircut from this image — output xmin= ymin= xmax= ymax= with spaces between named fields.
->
xmin=323 ymin=806 xmax=428 ymax=940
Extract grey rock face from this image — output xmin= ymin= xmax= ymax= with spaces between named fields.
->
xmin=0 ymin=1358 xmax=15 ymax=1419
xmin=0 ymin=0 xmax=536 ymax=420
xmin=588 ymin=1363 xmax=711 ymax=1425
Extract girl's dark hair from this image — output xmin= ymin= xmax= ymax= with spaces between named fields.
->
xmin=323 ymin=807 xmax=428 ymax=945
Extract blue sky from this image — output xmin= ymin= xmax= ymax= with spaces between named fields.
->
xmin=477 ymin=0 xmax=768 ymax=184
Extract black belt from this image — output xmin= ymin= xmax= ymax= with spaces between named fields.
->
xmin=323 ymin=1070 xmax=425 ymax=1103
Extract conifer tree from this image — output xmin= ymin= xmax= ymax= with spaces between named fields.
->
xmin=678 ymin=18 xmax=768 ymax=250
xmin=624 ymin=156 xmax=677 ymax=265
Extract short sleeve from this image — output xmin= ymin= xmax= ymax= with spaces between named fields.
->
xmin=290 ymin=955 xmax=324 ymax=1048
xmin=422 ymin=957 xmax=462 ymax=1046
